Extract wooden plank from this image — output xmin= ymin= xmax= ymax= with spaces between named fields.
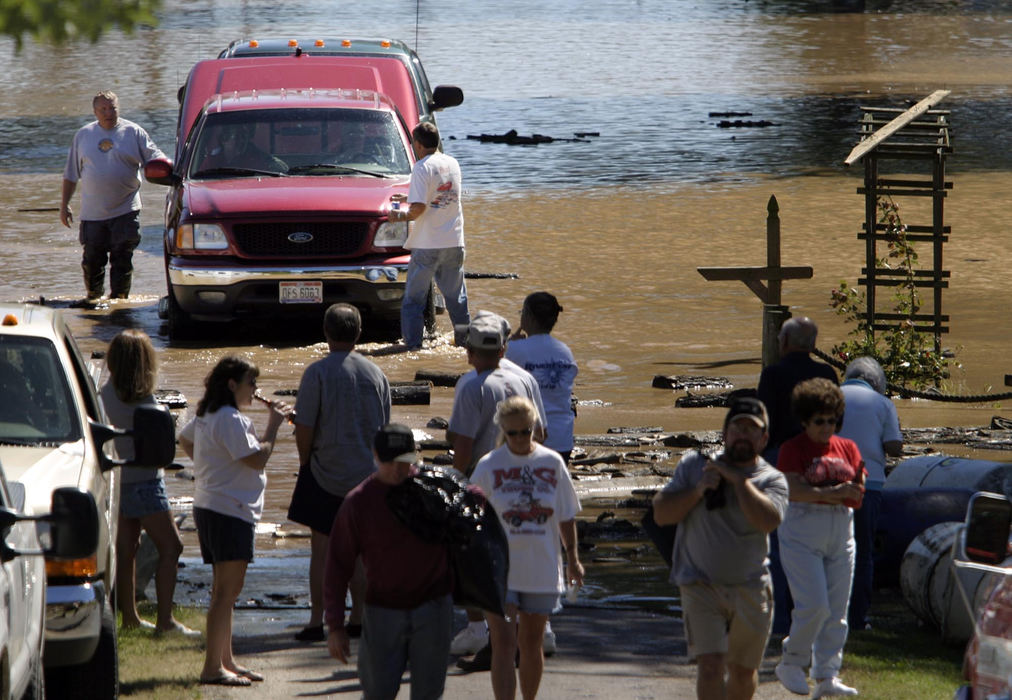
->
xmin=856 ymin=188 xmax=947 ymax=198
xmin=873 ymin=179 xmax=953 ymax=189
xmin=860 ymin=268 xmax=950 ymax=277
xmin=844 ymin=89 xmax=951 ymax=166
xmin=697 ymin=266 xmax=813 ymax=282
xmin=858 ymin=233 xmax=948 ymax=243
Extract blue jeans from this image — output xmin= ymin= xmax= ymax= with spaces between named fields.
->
xmin=401 ymin=247 xmax=469 ymax=347
xmin=358 ymin=594 xmax=453 ymax=700
xmin=849 ymin=489 xmax=882 ymax=628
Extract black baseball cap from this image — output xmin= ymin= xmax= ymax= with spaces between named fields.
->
xmin=723 ymin=397 xmax=769 ymax=431
xmin=374 ymin=423 xmax=420 ymax=463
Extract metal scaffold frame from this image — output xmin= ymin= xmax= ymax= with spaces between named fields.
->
xmin=844 ymin=89 xmax=953 ymax=355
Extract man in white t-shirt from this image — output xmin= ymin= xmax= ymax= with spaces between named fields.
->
xmin=60 ymin=91 xmax=165 ymax=301
xmin=389 ymin=122 xmax=470 ymax=349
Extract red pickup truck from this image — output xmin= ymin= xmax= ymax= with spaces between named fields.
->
xmin=146 ymin=44 xmax=462 ymax=338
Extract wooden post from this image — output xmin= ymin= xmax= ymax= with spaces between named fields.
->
xmin=698 ymin=195 xmax=813 ymax=368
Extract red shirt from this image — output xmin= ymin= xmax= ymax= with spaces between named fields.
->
xmin=777 ymin=433 xmax=866 ymax=509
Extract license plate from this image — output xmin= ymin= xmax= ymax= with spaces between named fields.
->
xmin=279 ymin=281 xmax=323 ymax=304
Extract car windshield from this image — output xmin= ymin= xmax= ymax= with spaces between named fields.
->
xmin=0 ymin=336 xmax=80 ymax=444
xmin=188 ymin=108 xmax=412 ymax=179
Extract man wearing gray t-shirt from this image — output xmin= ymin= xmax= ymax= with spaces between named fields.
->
xmin=61 ymin=91 xmax=165 ymax=301
xmin=653 ymin=397 xmax=788 ymax=700
xmin=288 ymin=304 xmax=391 ymax=643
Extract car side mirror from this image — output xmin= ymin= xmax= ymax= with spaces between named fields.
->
xmin=0 ymin=488 xmax=99 ymax=563
xmin=144 ymin=158 xmax=178 ymax=186
xmin=91 ymin=404 xmax=176 ymax=472
xmin=961 ymin=491 xmax=1012 ymax=564
xmin=431 ymin=85 xmax=464 ymax=111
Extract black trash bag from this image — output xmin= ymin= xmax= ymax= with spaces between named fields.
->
xmin=387 ymin=465 xmax=509 ymax=616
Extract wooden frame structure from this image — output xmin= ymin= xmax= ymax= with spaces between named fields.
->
xmin=844 ymin=89 xmax=953 ymax=354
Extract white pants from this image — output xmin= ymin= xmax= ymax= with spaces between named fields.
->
xmin=778 ymin=502 xmax=855 ymax=679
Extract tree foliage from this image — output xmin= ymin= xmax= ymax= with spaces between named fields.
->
xmin=829 ymin=197 xmax=952 ymax=390
xmin=0 ymin=0 xmax=161 ymax=49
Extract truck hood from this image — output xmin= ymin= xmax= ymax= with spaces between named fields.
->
xmin=184 ymin=176 xmax=410 ymax=218
xmin=0 ymin=443 xmax=87 ymax=515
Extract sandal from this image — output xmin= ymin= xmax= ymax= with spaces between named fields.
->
xmin=235 ymin=668 xmax=265 ymax=682
xmin=200 ymin=673 xmax=251 ymax=687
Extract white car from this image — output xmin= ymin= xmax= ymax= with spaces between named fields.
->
xmin=0 ymin=479 xmax=99 ymax=700
xmin=0 ymin=304 xmax=175 ymax=698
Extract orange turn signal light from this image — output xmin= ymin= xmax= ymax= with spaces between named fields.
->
xmin=2 ymin=314 xmax=17 ymax=326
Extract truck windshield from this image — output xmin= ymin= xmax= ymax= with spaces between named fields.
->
xmin=0 ymin=337 xmax=80 ymax=444
xmin=189 ymin=108 xmax=412 ymax=179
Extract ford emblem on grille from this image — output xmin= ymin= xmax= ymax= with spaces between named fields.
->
xmin=288 ymin=231 xmax=314 ymax=243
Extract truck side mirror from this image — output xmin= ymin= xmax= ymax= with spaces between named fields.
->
xmin=144 ymin=158 xmax=178 ymax=186
xmin=130 ymin=405 xmax=177 ymax=468
xmin=963 ymin=491 xmax=1012 ymax=564
xmin=431 ymin=85 xmax=464 ymax=111
xmin=0 ymin=488 xmax=99 ymax=563
xmin=91 ymin=404 xmax=176 ymax=472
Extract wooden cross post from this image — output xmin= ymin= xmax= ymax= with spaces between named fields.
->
xmin=697 ymin=195 xmax=814 ymax=367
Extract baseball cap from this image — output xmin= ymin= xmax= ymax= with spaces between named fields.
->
xmin=374 ymin=423 xmax=420 ymax=464
xmin=464 ymin=310 xmax=510 ymax=350
xmin=723 ymin=397 xmax=769 ymax=431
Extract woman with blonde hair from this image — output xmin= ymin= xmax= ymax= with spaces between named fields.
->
xmin=101 ymin=329 xmax=196 ymax=636
xmin=179 ymin=355 xmax=291 ymax=686
xmin=470 ymin=396 xmax=584 ymax=699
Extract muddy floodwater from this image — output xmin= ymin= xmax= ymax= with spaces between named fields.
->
xmin=2 ymin=0 xmax=1012 ymax=604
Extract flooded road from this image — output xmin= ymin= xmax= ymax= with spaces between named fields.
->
xmin=1 ymin=0 xmax=1011 ymax=597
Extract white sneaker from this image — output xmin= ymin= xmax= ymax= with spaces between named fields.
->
xmin=775 ymin=662 xmax=810 ymax=695
xmin=543 ymin=624 xmax=557 ymax=656
xmin=450 ymin=624 xmax=488 ymax=656
xmin=813 ymin=677 xmax=858 ymax=698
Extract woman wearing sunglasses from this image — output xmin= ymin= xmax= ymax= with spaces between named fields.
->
xmin=470 ymin=396 xmax=584 ymax=700
xmin=774 ymin=377 xmax=866 ymax=699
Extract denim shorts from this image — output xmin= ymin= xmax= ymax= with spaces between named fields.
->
xmin=194 ymin=507 xmax=254 ymax=564
xmin=120 ymin=478 xmax=170 ymax=519
xmin=506 ymin=589 xmax=562 ymax=615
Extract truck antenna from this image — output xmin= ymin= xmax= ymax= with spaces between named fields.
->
xmin=414 ymin=0 xmax=420 ymax=51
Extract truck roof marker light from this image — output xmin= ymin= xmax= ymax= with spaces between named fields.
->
xmin=315 ymin=39 xmax=325 ymax=47
xmin=2 ymin=313 xmax=18 ymax=326
xmin=248 ymin=40 xmax=259 ymax=48
xmin=288 ymin=39 xmax=298 ymax=47
xmin=342 ymin=39 xmax=352 ymax=47
xmin=381 ymin=40 xmax=391 ymax=48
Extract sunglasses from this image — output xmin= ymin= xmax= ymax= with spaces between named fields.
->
xmin=808 ymin=416 xmax=839 ymax=426
xmin=505 ymin=428 xmax=533 ymax=437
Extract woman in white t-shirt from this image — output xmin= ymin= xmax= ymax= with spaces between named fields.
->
xmin=470 ymin=396 xmax=584 ymax=700
xmin=179 ymin=355 xmax=290 ymax=687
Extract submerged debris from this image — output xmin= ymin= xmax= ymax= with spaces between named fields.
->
xmin=652 ymin=374 xmax=733 ymax=390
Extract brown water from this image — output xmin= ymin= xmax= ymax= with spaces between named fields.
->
xmin=1 ymin=0 xmax=1011 ymax=564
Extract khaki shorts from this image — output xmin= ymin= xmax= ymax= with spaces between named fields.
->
xmin=679 ymin=579 xmax=773 ymax=670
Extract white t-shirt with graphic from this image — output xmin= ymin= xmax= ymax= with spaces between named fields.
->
xmin=180 ymin=406 xmax=264 ymax=524
xmin=471 ymin=443 xmax=581 ymax=593
xmin=405 ymin=151 xmax=464 ymax=249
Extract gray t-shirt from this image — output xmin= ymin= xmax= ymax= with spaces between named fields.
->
xmin=294 ymin=350 xmax=391 ymax=496
xmin=63 ymin=118 xmax=165 ymax=221
xmin=663 ymin=451 xmax=789 ymax=586
xmin=99 ymin=382 xmax=161 ymax=483
xmin=449 ymin=366 xmax=539 ymax=473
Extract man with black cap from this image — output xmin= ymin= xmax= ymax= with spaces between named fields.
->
xmin=652 ymin=398 xmax=789 ymax=700
xmin=324 ymin=423 xmax=454 ymax=699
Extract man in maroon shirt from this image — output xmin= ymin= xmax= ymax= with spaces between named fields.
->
xmin=324 ymin=424 xmax=454 ymax=699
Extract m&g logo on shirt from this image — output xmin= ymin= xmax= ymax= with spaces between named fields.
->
xmin=98 ymin=139 xmax=114 ymax=153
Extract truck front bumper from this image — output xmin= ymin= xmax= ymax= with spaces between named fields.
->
xmin=167 ymin=260 xmax=410 ymax=321
xmin=43 ymin=582 xmax=102 ymax=667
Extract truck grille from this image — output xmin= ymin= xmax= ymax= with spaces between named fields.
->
xmin=232 ymin=222 xmax=370 ymax=257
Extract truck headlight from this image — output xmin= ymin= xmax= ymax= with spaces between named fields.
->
xmin=374 ymin=221 xmax=409 ymax=248
xmin=176 ymin=223 xmax=228 ymax=250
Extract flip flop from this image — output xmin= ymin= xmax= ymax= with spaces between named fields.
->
xmin=235 ymin=669 xmax=265 ymax=682
xmin=200 ymin=674 xmax=251 ymax=687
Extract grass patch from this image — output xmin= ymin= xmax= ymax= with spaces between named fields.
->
xmin=841 ymin=588 xmax=965 ymax=700
xmin=118 ymin=603 xmax=204 ymax=699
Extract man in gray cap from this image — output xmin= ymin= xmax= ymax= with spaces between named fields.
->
xmin=446 ymin=309 xmax=546 ymax=658
xmin=653 ymin=398 xmax=789 ymax=700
